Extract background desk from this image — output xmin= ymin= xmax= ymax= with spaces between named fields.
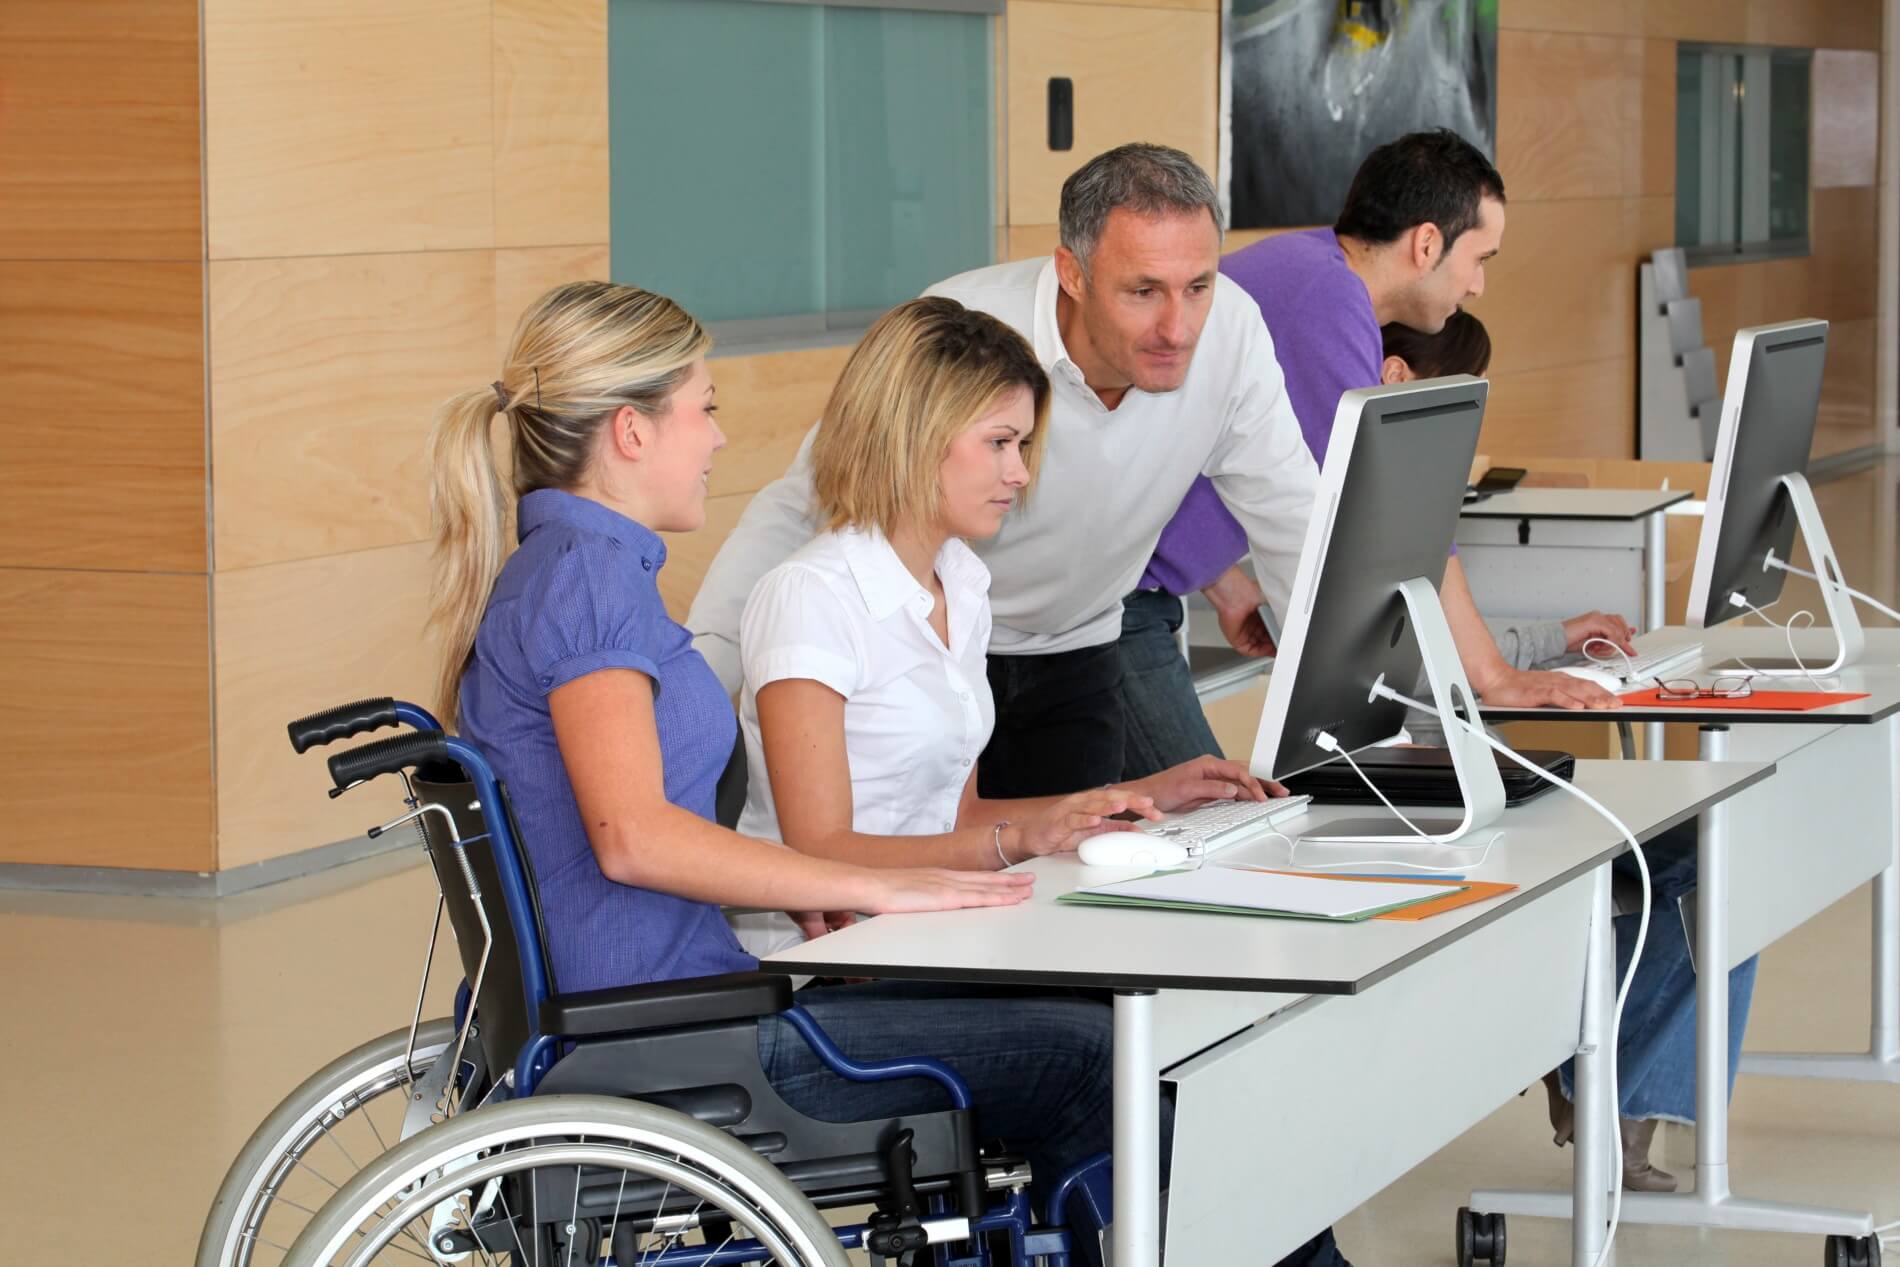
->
xmin=1455 ymin=488 xmax=1689 ymax=636
xmin=764 ymin=760 xmax=1771 ymax=1267
xmin=1473 ymin=625 xmax=1900 ymax=1249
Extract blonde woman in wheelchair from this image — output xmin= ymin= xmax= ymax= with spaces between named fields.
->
xmin=420 ymin=281 xmax=1217 ymax=1265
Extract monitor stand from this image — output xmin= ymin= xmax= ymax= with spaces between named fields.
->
xmin=1711 ymin=471 xmax=1866 ymax=676
xmin=1297 ymin=576 xmax=1508 ymax=847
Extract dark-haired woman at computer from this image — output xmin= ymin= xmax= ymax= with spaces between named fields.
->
xmin=1382 ymin=311 xmax=1758 ymax=1192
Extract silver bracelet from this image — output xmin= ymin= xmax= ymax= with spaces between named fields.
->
xmin=993 ymin=820 xmax=1013 ymax=869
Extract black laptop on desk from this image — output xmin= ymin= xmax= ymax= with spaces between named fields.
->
xmin=1280 ymin=747 xmax=1574 ymax=808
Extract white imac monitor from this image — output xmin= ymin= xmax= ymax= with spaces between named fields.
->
xmin=1686 ymin=319 xmax=1863 ymax=672
xmin=1249 ymin=377 xmax=1504 ymax=844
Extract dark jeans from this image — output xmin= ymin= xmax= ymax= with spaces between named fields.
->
xmin=979 ymin=641 xmax=1127 ymax=799
xmin=760 ymin=980 xmax=1346 ymax=1267
xmin=1118 ymin=590 xmax=1226 ymax=780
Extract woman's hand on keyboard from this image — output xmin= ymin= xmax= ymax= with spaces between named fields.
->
xmin=1129 ymin=756 xmax=1282 ymax=812
xmin=1562 ymin=610 xmax=1637 ymax=655
xmin=1007 ymin=787 xmax=1160 ymax=860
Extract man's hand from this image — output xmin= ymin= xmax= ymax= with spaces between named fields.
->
xmin=1128 ymin=755 xmax=1283 ymax=812
xmin=1201 ymin=564 xmax=1276 ymax=658
xmin=1562 ymin=610 xmax=1637 ymax=657
xmin=1480 ymin=666 xmax=1621 ymax=710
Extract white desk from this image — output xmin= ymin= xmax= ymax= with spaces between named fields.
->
xmin=1457 ymin=489 xmax=1689 ymax=639
xmin=1473 ymin=625 xmax=1900 ymax=1250
xmin=764 ymin=760 xmax=1772 ymax=1267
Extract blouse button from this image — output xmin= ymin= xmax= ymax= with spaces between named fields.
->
xmin=942 ymin=820 xmax=953 ymax=830
xmin=641 ymin=557 xmax=653 ymax=571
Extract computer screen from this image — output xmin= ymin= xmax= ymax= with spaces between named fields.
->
xmin=1687 ymin=319 xmax=1829 ymax=629
xmin=1250 ymin=377 xmax=1490 ymax=782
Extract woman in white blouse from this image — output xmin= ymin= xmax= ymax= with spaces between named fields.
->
xmin=734 ymin=297 xmax=1269 ymax=949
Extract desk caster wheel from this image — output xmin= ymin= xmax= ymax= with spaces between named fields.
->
xmin=1456 ymin=1206 xmax=1506 ymax=1266
xmin=1826 ymin=1233 xmax=1881 ymax=1267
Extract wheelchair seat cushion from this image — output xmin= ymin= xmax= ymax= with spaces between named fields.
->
xmin=541 ymin=970 xmax=793 ymax=1037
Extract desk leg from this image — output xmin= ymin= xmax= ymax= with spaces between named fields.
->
xmin=1642 ymin=512 xmax=1667 ymax=763
xmin=1572 ymin=862 xmax=1616 ymax=1266
xmin=1469 ymin=725 xmax=1875 ymax=1243
xmin=1113 ymin=989 xmax=1160 ymax=1267
xmin=1741 ymin=712 xmax=1900 ymax=1082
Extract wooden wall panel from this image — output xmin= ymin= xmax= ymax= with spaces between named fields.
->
xmin=1813 ymin=50 xmax=1881 ymax=188
xmin=1501 ymin=1 xmax=1639 ymax=36
xmin=209 ymin=251 xmax=498 ymax=571
xmin=0 ymin=0 xmax=202 ymax=261
xmin=1640 ymin=0 xmax=1749 ymax=44
xmin=1638 ymin=38 xmax=1677 ymax=198
xmin=1480 ymin=357 xmax=1637 ymax=459
xmin=1005 ymin=2 xmax=1218 ymax=226
xmin=1029 ymin=0 xmax=1213 ymax=9
xmin=707 ymin=346 xmax=854 ymax=499
xmin=1816 ymin=317 xmax=1878 ymax=458
xmin=661 ymin=493 xmax=753 ymax=622
xmin=1008 ymin=225 xmax=1063 ymax=260
xmin=1641 ymin=0 xmax=1881 ymax=48
xmin=0 ymin=569 xmax=212 ymax=869
xmin=494 ymin=0 xmax=609 ymax=248
xmin=1811 ymin=186 xmax=1880 ymax=324
xmin=0 ymin=262 xmax=206 ymax=572
xmin=1746 ymin=0 xmax=1882 ymax=51
xmin=1478 ymin=196 xmax=1669 ymax=376
xmin=1497 ymin=31 xmax=1646 ymax=201
xmin=215 ymin=544 xmax=438 ymax=868
xmin=203 ymin=0 xmax=494 ymax=259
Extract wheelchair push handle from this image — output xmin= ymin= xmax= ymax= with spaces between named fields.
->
xmin=288 ymin=698 xmax=400 ymax=753
xmin=328 ymin=730 xmax=450 ymax=790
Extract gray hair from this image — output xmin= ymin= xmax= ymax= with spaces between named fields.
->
xmin=1057 ymin=143 xmax=1224 ymax=273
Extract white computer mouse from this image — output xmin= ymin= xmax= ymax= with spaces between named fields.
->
xmin=1076 ymin=831 xmax=1189 ymax=869
xmin=1553 ymin=664 xmax=1623 ymax=693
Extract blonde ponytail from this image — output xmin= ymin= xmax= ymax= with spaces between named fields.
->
xmin=428 ymin=389 xmax=511 ymax=724
xmin=426 ymin=281 xmax=711 ymax=725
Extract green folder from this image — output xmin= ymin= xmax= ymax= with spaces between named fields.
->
xmin=1056 ymin=870 xmax=1467 ymax=922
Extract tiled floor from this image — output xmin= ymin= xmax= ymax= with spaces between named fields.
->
xmin=6 ymin=459 xmax=1896 ymax=1265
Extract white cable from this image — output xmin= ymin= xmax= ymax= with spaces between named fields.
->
xmin=1728 ymin=593 xmax=1839 ymax=690
xmin=1369 ymin=680 xmax=1651 ymax=1267
xmin=1581 ymin=636 xmax=1638 ymax=680
xmin=1297 ymin=733 xmax=1498 ymax=872
xmin=1763 ymin=556 xmax=1900 ymax=624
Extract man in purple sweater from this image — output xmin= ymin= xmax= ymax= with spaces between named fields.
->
xmin=1122 ymin=130 xmax=1631 ymax=777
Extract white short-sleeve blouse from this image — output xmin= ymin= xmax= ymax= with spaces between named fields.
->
xmin=728 ymin=527 xmax=996 ymax=959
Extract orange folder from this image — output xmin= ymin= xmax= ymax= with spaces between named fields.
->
xmin=1238 ymin=868 xmax=1516 ymax=921
xmin=1619 ymin=687 xmax=1869 ymax=712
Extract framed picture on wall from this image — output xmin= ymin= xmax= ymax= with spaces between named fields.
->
xmin=1222 ymin=0 xmax=1499 ymax=230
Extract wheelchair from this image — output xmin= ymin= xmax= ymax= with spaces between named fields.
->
xmin=200 ymin=698 xmax=1114 ymax=1267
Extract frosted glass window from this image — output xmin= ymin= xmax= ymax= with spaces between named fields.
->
xmin=1676 ymin=44 xmax=1811 ymax=261
xmin=609 ymin=0 xmax=995 ymax=334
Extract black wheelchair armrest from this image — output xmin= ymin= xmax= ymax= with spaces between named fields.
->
xmin=540 ymin=971 xmax=793 ymax=1038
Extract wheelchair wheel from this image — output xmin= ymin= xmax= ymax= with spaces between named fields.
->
xmin=284 ymin=1094 xmax=848 ymax=1267
xmin=199 ymin=1018 xmax=461 ymax=1267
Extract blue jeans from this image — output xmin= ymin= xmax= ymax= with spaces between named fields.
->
xmin=1118 ymin=590 xmax=1225 ymax=780
xmin=759 ymin=979 xmax=1347 ymax=1266
xmin=1560 ymin=823 xmax=1760 ymax=1122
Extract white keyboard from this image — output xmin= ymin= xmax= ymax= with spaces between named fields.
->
xmin=1137 ymin=795 xmax=1313 ymax=856
xmin=1599 ymin=642 xmax=1704 ymax=688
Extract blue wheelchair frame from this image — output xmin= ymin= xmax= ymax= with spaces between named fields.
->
xmin=305 ymin=699 xmax=1113 ymax=1266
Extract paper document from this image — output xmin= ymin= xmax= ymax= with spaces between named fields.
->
xmin=1070 ymin=866 xmax=1462 ymax=920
